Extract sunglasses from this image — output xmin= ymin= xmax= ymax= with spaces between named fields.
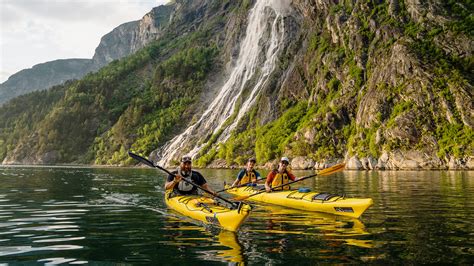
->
xmin=181 ymin=156 xmax=192 ymax=162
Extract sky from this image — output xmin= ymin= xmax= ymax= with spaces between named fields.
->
xmin=0 ymin=0 xmax=169 ymax=83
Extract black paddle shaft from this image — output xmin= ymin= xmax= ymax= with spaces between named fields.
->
xmin=128 ymin=152 xmax=238 ymax=208
xmin=215 ymin=177 xmax=266 ymax=194
xmin=247 ymin=173 xmax=318 ymax=198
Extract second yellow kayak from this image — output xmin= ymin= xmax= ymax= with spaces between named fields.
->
xmin=225 ymin=185 xmax=372 ymax=218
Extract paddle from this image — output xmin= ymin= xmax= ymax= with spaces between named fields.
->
xmin=215 ymin=177 xmax=266 ymax=194
xmin=128 ymin=151 xmax=239 ymax=208
xmin=232 ymin=163 xmax=346 ymax=201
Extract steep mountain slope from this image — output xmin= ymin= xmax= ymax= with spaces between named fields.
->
xmin=0 ymin=0 xmax=246 ymax=165
xmin=0 ymin=0 xmax=472 ymax=169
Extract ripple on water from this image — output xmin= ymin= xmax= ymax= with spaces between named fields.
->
xmin=12 ymin=224 xmax=80 ymax=232
xmin=0 ymin=245 xmax=83 ymax=256
xmin=33 ymin=236 xmax=85 ymax=243
xmin=38 ymin=257 xmax=79 ymax=264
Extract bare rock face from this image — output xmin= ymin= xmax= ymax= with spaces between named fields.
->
xmin=206 ymin=159 xmax=228 ymax=169
xmin=466 ymin=157 xmax=474 ymax=169
xmin=1 ymin=136 xmax=37 ymax=165
xmin=448 ymin=156 xmax=472 ymax=170
xmin=434 ymin=31 xmax=474 ymax=59
xmin=380 ymin=150 xmax=446 ymax=170
xmin=92 ymin=4 xmax=174 ymax=68
xmin=347 ymin=156 xmax=363 ymax=170
xmin=360 ymin=156 xmax=378 ymax=170
xmin=375 ymin=152 xmax=390 ymax=170
xmin=37 ymin=151 xmax=60 ymax=164
xmin=314 ymin=158 xmax=344 ymax=170
xmin=291 ymin=156 xmax=315 ymax=170
xmin=384 ymin=111 xmax=421 ymax=145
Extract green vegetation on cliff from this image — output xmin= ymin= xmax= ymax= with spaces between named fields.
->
xmin=0 ymin=0 xmax=472 ymax=167
xmin=0 ymin=0 xmax=233 ymax=164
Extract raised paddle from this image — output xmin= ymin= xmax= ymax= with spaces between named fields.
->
xmin=232 ymin=163 xmax=346 ymax=201
xmin=128 ymin=151 xmax=239 ymax=208
xmin=215 ymin=177 xmax=266 ymax=194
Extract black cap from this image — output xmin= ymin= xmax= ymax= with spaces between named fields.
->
xmin=181 ymin=156 xmax=192 ymax=163
xmin=248 ymin=157 xmax=256 ymax=163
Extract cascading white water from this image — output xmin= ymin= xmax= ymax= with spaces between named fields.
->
xmin=158 ymin=0 xmax=292 ymax=166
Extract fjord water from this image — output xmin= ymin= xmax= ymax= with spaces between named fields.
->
xmin=0 ymin=167 xmax=472 ymax=264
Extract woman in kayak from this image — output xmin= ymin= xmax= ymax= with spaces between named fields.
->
xmin=265 ymin=157 xmax=297 ymax=192
xmin=231 ymin=157 xmax=261 ymax=187
xmin=165 ymin=156 xmax=216 ymax=196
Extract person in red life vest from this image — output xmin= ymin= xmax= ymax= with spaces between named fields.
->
xmin=165 ymin=155 xmax=215 ymax=196
xmin=231 ymin=157 xmax=261 ymax=187
xmin=265 ymin=157 xmax=297 ymax=192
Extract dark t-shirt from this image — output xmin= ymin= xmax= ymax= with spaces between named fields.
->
xmin=167 ymin=170 xmax=206 ymax=195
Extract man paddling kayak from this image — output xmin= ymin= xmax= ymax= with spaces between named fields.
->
xmin=165 ymin=156 xmax=216 ymax=196
xmin=265 ymin=157 xmax=297 ymax=192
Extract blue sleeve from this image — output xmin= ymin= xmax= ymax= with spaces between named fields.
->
xmin=237 ymin=170 xmax=245 ymax=180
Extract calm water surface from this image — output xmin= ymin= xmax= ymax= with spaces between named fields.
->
xmin=0 ymin=166 xmax=472 ymax=264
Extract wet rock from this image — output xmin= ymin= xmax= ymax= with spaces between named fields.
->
xmin=38 ymin=151 xmax=60 ymax=164
xmin=347 ymin=156 xmax=363 ymax=170
xmin=466 ymin=157 xmax=474 ymax=169
xmin=291 ymin=156 xmax=315 ymax=170
xmin=375 ymin=152 xmax=389 ymax=170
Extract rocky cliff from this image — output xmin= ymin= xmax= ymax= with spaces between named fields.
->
xmin=91 ymin=4 xmax=174 ymax=68
xmin=159 ymin=0 xmax=472 ymax=170
xmin=283 ymin=0 xmax=473 ymax=170
xmin=0 ymin=0 xmax=472 ymax=170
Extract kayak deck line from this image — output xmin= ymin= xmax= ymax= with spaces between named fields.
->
xmin=165 ymin=191 xmax=252 ymax=232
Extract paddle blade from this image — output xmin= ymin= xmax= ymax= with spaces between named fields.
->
xmin=317 ymin=163 xmax=345 ymax=176
xmin=128 ymin=151 xmax=155 ymax=168
xmin=233 ymin=195 xmax=251 ymax=201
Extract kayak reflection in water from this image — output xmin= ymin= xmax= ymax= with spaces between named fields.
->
xmin=231 ymin=157 xmax=261 ymax=187
xmin=216 ymin=231 xmax=245 ymax=264
xmin=164 ymin=155 xmax=216 ymax=196
xmin=265 ymin=157 xmax=298 ymax=192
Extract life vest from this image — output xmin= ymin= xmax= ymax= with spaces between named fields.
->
xmin=176 ymin=168 xmax=194 ymax=192
xmin=240 ymin=170 xmax=257 ymax=184
xmin=271 ymin=171 xmax=290 ymax=190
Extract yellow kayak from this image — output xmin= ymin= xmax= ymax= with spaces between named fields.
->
xmin=165 ymin=191 xmax=252 ymax=232
xmin=225 ymin=185 xmax=372 ymax=218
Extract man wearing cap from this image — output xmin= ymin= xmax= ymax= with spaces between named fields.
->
xmin=231 ymin=157 xmax=261 ymax=187
xmin=165 ymin=156 xmax=215 ymax=195
xmin=265 ymin=157 xmax=297 ymax=192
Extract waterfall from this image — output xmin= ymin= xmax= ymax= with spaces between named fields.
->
xmin=157 ymin=0 xmax=292 ymax=166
